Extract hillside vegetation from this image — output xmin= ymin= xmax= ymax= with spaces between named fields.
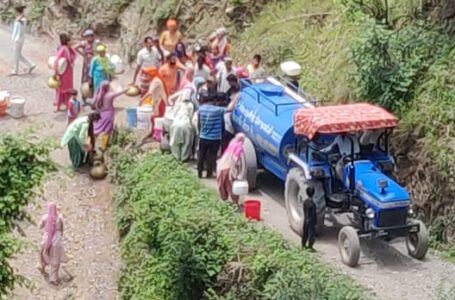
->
xmin=233 ymin=0 xmax=455 ymax=244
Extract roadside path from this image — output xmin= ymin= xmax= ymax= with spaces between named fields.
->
xmin=204 ymin=171 xmax=455 ymax=299
xmin=0 ymin=26 xmax=120 ymax=300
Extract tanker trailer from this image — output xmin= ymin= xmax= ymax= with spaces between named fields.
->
xmin=231 ymin=77 xmax=326 ymax=234
xmin=232 ymin=82 xmax=429 ymax=266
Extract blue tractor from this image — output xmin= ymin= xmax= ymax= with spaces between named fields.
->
xmin=231 ymin=78 xmax=429 ymax=267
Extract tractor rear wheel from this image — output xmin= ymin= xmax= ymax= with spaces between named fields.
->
xmin=238 ymin=137 xmax=257 ymax=190
xmin=406 ymin=220 xmax=429 ymax=260
xmin=338 ymin=226 xmax=360 ymax=267
xmin=285 ymin=168 xmax=307 ymax=236
xmin=285 ymin=168 xmax=326 ymax=236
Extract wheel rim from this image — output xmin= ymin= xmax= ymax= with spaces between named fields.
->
xmin=289 ymin=181 xmax=304 ymax=222
xmin=408 ymin=233 xmax=418 ymax=253
xmin=238 ymin=154 xmax=247 ymax=181
xmin=341 ymin=233 xmax=350 ymax=259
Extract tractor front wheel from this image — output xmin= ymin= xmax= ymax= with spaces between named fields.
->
xmin=406 ymin=220 xmax=429 ymax=260
xmin=338 ymin=226 xmax=360 ymax=267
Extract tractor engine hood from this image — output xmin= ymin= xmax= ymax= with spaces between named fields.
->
xmin=353 ymin=161 xmax=410 ymax=209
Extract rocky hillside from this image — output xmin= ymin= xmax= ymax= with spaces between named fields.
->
xmin=0 ymin=0 xmax=268 ymax=61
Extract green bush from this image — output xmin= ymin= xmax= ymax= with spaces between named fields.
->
xmin=402 ymin=47 xmax=455 ymax=179
xmin=0 ymin=133 xmax=55 ymax=296
xmin=152 ymin=0 xmax=178 ymax=21
xmin=350 ymin=19 xmax=451 ymax=112
xmin=110 ymin=147 xmax=366 ymax=299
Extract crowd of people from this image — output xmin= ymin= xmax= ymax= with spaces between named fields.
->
xmin=10 ymin=4 xmax=277 ymax=284
xmin=53 ymin=17 xmax=269 ymax=197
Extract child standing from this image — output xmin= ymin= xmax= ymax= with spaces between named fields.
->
xmin=67 ymin=90 xmax=81 ymax=125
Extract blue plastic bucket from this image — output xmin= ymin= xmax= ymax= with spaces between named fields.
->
xmin=126 ymin=107 xmax=137 ymax=128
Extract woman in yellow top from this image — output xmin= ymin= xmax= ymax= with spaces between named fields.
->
xmin=160 ymin=19 xmax=182 ymax=54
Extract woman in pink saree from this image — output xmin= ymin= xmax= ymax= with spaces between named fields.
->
xmin=216 ymin=133 xmax=245 ymax=204
xmin=39 ymin=202 xmax=66 ymax=285
xmin=53 ymin=33 xmax=77 ymax=112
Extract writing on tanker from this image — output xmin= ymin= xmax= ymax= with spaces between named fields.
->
xmin=235 ymin=102 xmax=280 ymax=155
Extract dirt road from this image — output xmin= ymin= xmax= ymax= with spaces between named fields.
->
xmin=208 ymin=172 xmax=455 ymax=299
xmin=0 ymin=26 xmax=120 ymax=300
xmin=1 ymin=25 xmax=454 ymax=300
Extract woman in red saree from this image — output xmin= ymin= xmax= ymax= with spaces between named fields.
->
xmin=53 ymin=33 xmax=76 ymax=112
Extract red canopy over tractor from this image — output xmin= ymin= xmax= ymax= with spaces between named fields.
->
xmin=293 ymin=103 xmax=398 ymax=139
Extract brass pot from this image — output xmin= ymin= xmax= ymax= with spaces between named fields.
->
xmin=80 ymin=82 xmax=93 ymax=99
xmin=126 ymin=86 xmax=140 ymax=97
xmin=47 ymin=76 xmax=61 ymax=89
xmin=90 ymin=161 xmax=107 ymax=180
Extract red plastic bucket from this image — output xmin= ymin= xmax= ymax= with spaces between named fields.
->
xmin=244 ymin=199 xmax=261 ymax=221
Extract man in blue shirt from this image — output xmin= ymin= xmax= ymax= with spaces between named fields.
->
xmin=197 ymin=94 xmax=229 ymax=178
xmin=197 ymin=94 xmax=239 ymax=178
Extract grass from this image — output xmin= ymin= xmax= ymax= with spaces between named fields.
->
xmin=233 ymin=0 xmax=359 ymax=103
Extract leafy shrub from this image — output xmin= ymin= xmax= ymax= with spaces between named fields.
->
xmin=350 ymin=19 xmax=451 ymax=112
xmin=152 ymin=0 xmax=178 ymax=21
xmin=111 ymin=149 xmax=366 ymax=299
xmin=402 ymin=47 xmax=455 ymax=179
xmin=0 ymin=133 xmax=54 ymax=296
xmin=28 ymin=0 xmax=51 ymax=22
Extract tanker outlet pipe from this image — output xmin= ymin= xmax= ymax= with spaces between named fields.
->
xmin=288 ymin=153 xmax=312 ymax=181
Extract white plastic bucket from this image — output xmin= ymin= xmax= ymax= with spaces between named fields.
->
xmin=232 ymin=180 xmax=249 ymax=196
xmin=9 ymin=96 xmax=25 ymax=118
xmin=155 ymin=117 xmax=165 ymax=130
xmin=0 ymin=91 xmax=10 ymax=102
xmin=137 ymin=106 xmax=153 ymax=129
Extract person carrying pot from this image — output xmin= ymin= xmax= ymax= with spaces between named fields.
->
xmin=60 ymin=112 xmax=101 ymax=169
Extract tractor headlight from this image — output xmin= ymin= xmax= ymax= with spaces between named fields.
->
xmin=407 ymin=206 xmax=414 ymax=217
xmin=366 ymin=208 xmax=375 ymax=219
